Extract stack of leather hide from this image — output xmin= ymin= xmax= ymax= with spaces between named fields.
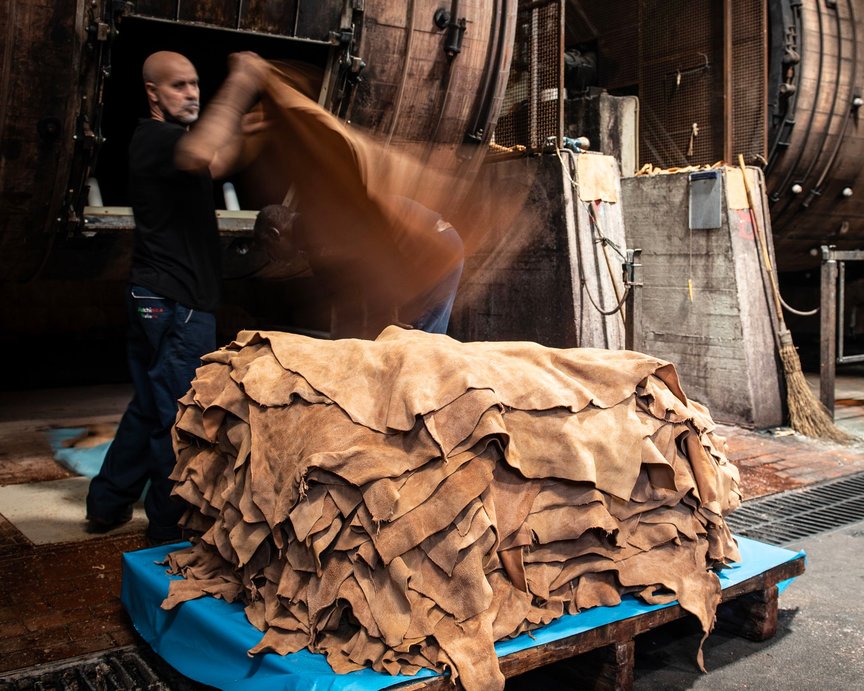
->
xmin=162 ymin=327 xmax=741 ymax=690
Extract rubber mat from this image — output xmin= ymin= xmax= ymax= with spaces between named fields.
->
xmin=0 ymin=477 xmax=145 ymax=544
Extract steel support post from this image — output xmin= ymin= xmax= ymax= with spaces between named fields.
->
xmin=625 ymin=248 xmax=642 ymax=352
xmin=820 ymin=246 xmax=837 ymax=416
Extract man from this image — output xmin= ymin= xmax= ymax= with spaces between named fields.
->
xmin=173 ymin=55 xmax=463 ymax=338
xmin=86 ymin=51 xmax=265 ymax=543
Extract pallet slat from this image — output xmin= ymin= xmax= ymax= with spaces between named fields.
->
xmin=390 ymin=555 xmax=805 ymax=690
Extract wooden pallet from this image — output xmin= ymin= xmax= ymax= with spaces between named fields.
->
xmin=391 ymin=555 xmax=806 ymax=691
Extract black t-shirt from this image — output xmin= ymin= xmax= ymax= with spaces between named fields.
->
xmin=128 ymin=119 xmax=221 ymax=312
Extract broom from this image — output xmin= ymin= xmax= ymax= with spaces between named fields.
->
xmin=737 ymin=155 xmax=853 ymax=443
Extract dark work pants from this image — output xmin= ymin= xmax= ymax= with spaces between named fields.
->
xmin=405 ymin=227 xmax=464 ymax=334
xmin=86 ymin=284 xmax=216 ymax=541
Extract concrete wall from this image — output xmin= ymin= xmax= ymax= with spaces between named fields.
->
xmin=567 ymin=92 xmax=640 ymax=177
xmin=621 ymin=168 xmax=784 ymax=426
xmin=450 ymin=153 xmax=626 ymax=349
xmin=449 ymin=155 xmax=782 ymax=427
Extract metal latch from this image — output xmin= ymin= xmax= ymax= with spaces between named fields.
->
xmin=88 ymin=21 xmax=110 ymax=42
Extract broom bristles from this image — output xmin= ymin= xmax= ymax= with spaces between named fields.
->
xmin=735 ymin=157 xmax=852 ymax=443
xmin=779 ymin=341 xmax=855 ymax=443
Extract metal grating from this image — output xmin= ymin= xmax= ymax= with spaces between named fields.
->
xmin=730 ymin=0 xmax=768 ymax=162
xmin=637 ymin=0 xmax=724 ymax=167
xmin=0 ymin=646 xmax=209 ymax=691
xmin=494 ymin=0 xmax=564 ymax=151
xmin=726 ymin=471 xmax=864 ymax=545
xmin=563 ymin=0 xmax=769 ymax=168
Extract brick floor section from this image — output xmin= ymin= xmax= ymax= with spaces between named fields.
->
xmin=717 ymin=423 xmax=864 ymax=499
xmin=0 ymin=531 xmax=148 ymax=674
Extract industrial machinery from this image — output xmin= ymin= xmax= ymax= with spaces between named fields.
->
xmin=3 ymin=0 xmax=862 ymax=384
xmin=565 ymin=0 xmax=863 ymax=271
xmin=0 ymin=0 xmax=516 ymax=383
xmin=0 ymin=0 xmax=517 ymax=282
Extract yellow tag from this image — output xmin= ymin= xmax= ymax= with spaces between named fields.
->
xmin=688 ymin=278 xmax=694 ymax=302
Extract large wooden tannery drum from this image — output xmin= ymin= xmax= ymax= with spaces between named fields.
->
xmin=765 ymin=0 xmax=864 ymax=269
xmin=0 ymin=0 xmax=516 ymax=283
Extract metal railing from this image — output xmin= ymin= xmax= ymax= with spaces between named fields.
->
xmin=819 ymin=244 xmax=864 ymax=415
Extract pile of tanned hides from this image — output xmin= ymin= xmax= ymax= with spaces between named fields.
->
xmin=163 ymin=327 xmax=741 ymax=690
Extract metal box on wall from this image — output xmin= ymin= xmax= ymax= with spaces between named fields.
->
xmin=689 ymin=170 xmax=723 ymax=230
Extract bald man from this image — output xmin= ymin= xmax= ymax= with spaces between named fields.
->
xmin=86 ymin=51 xmax=265 ymax=544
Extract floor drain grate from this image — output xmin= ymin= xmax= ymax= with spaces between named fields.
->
xmin=726 ymin=471 xmax=864 ymax=545
xmin=0 ymin=646 xmax=210 ymax=691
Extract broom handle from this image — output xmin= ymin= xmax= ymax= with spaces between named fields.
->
xmin=737 ymin=155 xmax=786 ymax=328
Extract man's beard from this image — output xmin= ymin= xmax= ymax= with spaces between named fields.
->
xmin=165 ymin=103 xmax=200 ymax=126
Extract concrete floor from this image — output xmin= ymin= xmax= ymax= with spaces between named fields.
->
xmin=630 ymin=519 xmax=864 ymax=691
xmin=1 ymin=377 xmax=863 ymax=685
xmin=508 ymin=520 xmax=864 ymax=691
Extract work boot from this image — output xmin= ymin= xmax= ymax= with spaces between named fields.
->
xmin=85 ymin=506 xmax=134 ymax=534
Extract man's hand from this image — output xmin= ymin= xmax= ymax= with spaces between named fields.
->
xmin=227 ymin=51 xmax=270 ymax=90
xmin=241 ymin=109 xmax=270 ymax=137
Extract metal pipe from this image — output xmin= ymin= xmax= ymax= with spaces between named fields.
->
xmin=820 ymin=245 xmax=838 ymax=415
xmin=443 ymin=14 xmax=467 ymax=59
xmin=427 ymin=0 xmax=463 ymax=145
xmin=723 ymin=0 xmax=733 ymax=163
xmin=838 ymin=258 xmax=846 ymax=361
xmin=86 ymin=177 xmax=103 ymax=207
xmin=529 ymin=6 xmax=538 ymax=149
xmin=624 ymin=248 xmax=643 ymax=352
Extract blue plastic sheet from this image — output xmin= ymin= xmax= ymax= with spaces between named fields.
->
xmin=46 ymin=428 xmax=111 ymax=478
xmin=122 ymin=537 xmax=803 ymax=690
